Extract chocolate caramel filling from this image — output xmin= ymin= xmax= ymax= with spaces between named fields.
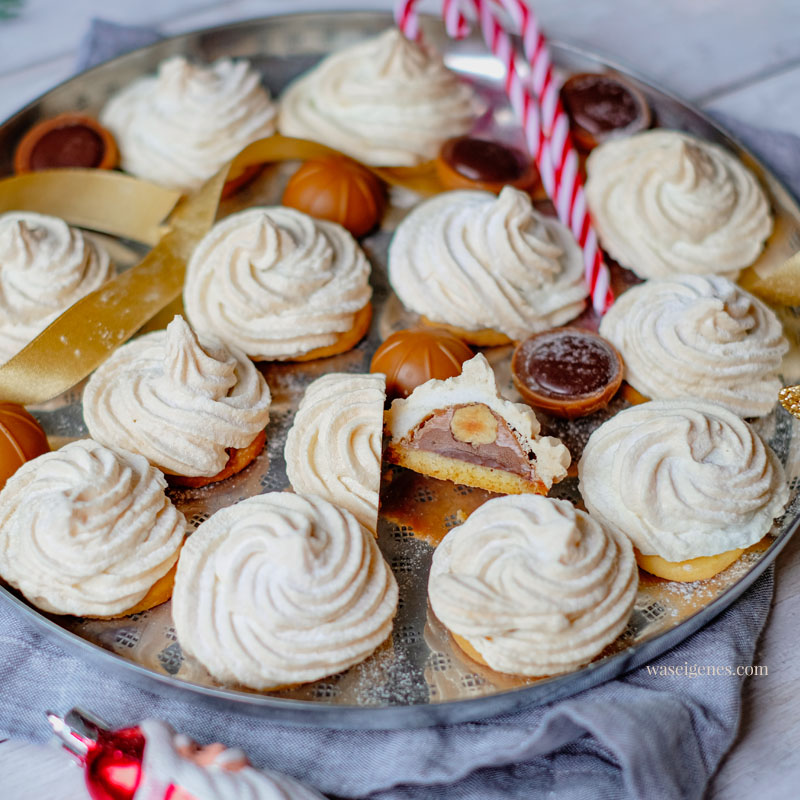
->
xmin=562 ymin=74 xmax=642 ymax=135
xmin=441 ymin=137 xmax=527 ymax=184
xmin=405 ymin=404 xmax=534 ymax=478
xmin=29 ymin=125 xmax=105 ymax=170
xmin=516 ymin=331 xmax=619 ymax=398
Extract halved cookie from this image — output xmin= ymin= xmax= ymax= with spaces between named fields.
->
xmin=385 ymin=354 xmax=570 ymax=495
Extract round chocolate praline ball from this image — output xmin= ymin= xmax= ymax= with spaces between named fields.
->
xmin=282 ymin=156 xmax=385 ymax=237
xmin=512 ymin=328 xmax=623 ymax=418
xmin=0 ymin=403 xmax=50 ymax=490
xmin=370 ymin=328 xmax=474 ymax=399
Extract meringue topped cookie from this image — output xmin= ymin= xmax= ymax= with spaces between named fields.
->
xmin=600 ymin=275 xmax=788 ymax=417
xmin=172 ymin=493 xmax=398 ymax=689
xmin=388 ymin=187 xmax=587 ymax=343
xmin=386 ymin=353 xmax=571 ymax=495
xmin=585 ymin=130 xmax=772 ymax=279
xmin=428 ymin=495 xmax=637 ymax=676
xmin=285 ymin=373 xmax=385 ymax=535
xmin=183 ymin=206 xmax=372 ymax=361
xmin=0 ymin=439 xmax=185 ymax=617
xmin=83 ymin=315 xmax=271 ymax=479
xmin=279 ymin=28 xmax=476 ymax=166
xmin=0 ymin=212 xmax=112 ymax=364
xmin=578 ymin=399 xmax=789 ymax=566
xmin=101 ymin=56 xmax=276 ymax=192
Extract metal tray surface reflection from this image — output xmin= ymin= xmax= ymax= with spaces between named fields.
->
xmin=1 ymin=11 xmax=800 ymax=729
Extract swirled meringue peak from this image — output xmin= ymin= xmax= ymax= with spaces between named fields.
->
xmin=285 ymin=373 xmax=385 ymax=535
xmin=388 ymin=187 xmax=587 ymax=339
xmin=578 ymin=399 xmax=789 ymax=562
xmin=600 ymin=275 xmax=788 ymax=417
xmin=278 ymin=29 xmax=476 ymax=166
xmin=585 ymin=130 xmax=772 ymax=279
xmin=428 ymin=495 xmax=637 ymax=676
xmin=0 ymin=211 xmax=112 ymax=363
xmin=172 ymin=492 xmax=398 ymax=689
xmin=0 ymin=439 xmax=185 ymax=617
xmin=183 ymin=207 xmax=372 ymax=360
xmin=83 ymin=315 xmax=271 ymax=478
xmin=100 ymin=56 xmax=277 ymax=192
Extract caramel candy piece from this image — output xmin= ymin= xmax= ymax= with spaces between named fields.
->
xmin=436 ymin=136 xmax=539 ymax=194
xmin=14 ymin=113 xmax=118 ymax=173
xmin=561 ymin=73 xmax=651 ymax=151
xmin=512 ymin=328 xmax=623 ymax=418
xmin=0 ymin=403 xmax=50 ymax=490
xmin=370 ymin=328 xmax=474 ymax=399
xmin=282 ymin=156 xmax=385 ymax=237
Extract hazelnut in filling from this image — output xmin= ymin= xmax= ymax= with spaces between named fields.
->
xmin=406 ymin=403 xmax=535 ymax=479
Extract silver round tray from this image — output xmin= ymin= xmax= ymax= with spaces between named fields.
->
xmin=2 ymin=11 xmax=799 ymax=729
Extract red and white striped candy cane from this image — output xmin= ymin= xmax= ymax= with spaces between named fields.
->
xmin=492 ymin=0 xmax=610 ymax=312
xmin=394 ymin=0 xmax=421 ymax=39
xmin=393 ymin=0 xmax=613 ymax=313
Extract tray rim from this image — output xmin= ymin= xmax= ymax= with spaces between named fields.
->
xmin=1 ymin=8 xmax=797 ymax=729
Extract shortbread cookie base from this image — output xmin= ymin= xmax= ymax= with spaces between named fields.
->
xmin=386 ymin=442 xmax=547 ymax=495
xmin=420 ymin=316 xmax=512 ymax=347
xmin=635 ymin=547 xmax=744 ymax=582
xmin=621 ymin=383 xmax=650 ymax=405
xmin=292 ymin=303 xmax=373 ymax=362
xmin=169 ymin=429 xmax=267 ymax=489
xmin=452 ymin=632 xmax=490 ymax=667
xmin=88 ymin=557 xmax=180 ymax=620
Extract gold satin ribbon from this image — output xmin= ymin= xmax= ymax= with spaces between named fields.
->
xmin=0 ymin=135 xmax=442 ymax=405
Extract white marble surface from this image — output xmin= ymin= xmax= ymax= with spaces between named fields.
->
xmin=0 ymin=1 xmax=799 ymax=798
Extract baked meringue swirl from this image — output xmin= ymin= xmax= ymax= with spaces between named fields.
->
xmin=585 ymin=130 xmax=772 ymax=279
xmin=0 ymin=211 xmax=112 ymax=363
xmin=578 ymin=400 xmax=789 ymax=562
xmin=0 ymin=439 xmax=185 ymax=617
xmin=428 ymin=495 xmax=637 ymax=676
xmin=278 ymin=29 xmax=475 ymax=166
xmin=285 ymin=373 xmax=385 ymax=535
xmin=83 ymin=315 xmax=271 ymax=477
xmin=388 ymin=187 xmax=587 ymax=339
xmin=172 ymin=493 xmax=398 ymax=688
xmin=183 ymin=207 xmax=372 ymax=361
xmin=600 ymin=275 xmax=788 ymax=417
xmin=101 ymin=56 xmax=277 ymax=192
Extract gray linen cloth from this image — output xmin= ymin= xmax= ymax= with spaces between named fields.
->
xmin=0 ymin=18 xmax=796 ymax=800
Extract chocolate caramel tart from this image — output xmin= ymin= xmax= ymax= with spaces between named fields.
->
xmin=512 ymin=328 xmax=623 ymax=418
xmin=435 ymin=136 xmax=539 ymax=194
xmin=14 ymin=113 xmax=118 ymax=173
xmin=561 ymin=73 xmax=651 ymax=151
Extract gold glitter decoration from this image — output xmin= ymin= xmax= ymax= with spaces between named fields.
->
xmin=779 ymin=385 xmax=800 ymax=419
